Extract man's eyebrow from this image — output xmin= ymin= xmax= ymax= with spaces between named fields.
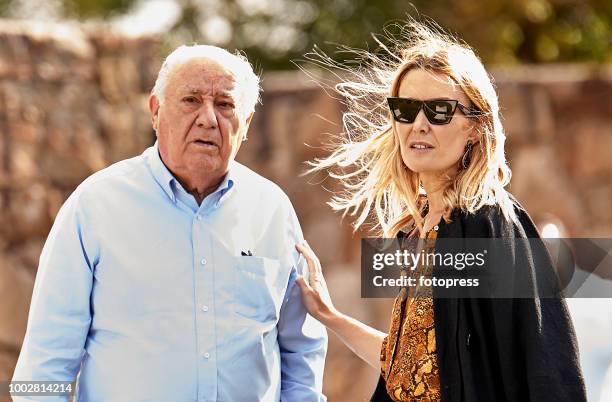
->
xmin=179 ymin=87 xmax=237 ymax=99
xmin=178 ymin=87 xmax=203 ymax=95
xmin=216 ymin=91 xmax=237 ymax=99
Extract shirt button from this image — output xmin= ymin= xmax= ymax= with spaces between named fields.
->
xmin=200 ymin=258 xmax=207 ymax=265
xmin=201 ymin=305 xmax=209 ymax=312
xmin=196 ymin=215 xmax=202 ymax=221
xmin=203 ymin=352 xmax=210 ymax=359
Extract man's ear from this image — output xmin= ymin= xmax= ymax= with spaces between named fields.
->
xmin=245 ymin=111 xmax=254 ymax=128
xmin=241 ymin=111 xmax=255 ymax=142
xmin=149 ymin=94 xmax=160 ymax=133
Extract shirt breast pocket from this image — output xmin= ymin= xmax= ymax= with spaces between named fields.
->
xmin=232 ymin=256 xmax=285 ymax=323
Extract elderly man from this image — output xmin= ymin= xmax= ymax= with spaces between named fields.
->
xmin=12 ymin=45 xmax=327 ymax=401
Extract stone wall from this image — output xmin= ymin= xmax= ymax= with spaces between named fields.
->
xmin=0 ymin=21 xmax=611 ymax=402
xmin=0 ymin=20 xmax=159 ymax=402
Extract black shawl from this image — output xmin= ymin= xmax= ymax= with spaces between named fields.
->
xmin=371 ymin=201 xmax=587 ymax=402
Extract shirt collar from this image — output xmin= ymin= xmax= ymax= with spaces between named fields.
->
xmin=145 ymin=141 xmax=236 ymax=205
xmin=145 ymin=141 xmax=177 ymax=203
xmin=215 ymin=161 xmax=235 ymax=207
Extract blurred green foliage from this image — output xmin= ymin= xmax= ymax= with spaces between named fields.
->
xmin=0 ymin=0 xmax=12 ymax=15
xmin=2 ymin=0 xmax=610 ymax=69
xmin=230 ymin=0 xmax=612 ymax=69
xmin=62 ymin=0 xmax=134 ymax=18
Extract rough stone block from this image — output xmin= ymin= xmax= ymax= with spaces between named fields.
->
xmin=0 ymin=253 xmax=34 ymax=349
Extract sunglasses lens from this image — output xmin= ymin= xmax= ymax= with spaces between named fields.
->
xmin=389 ymin=99 xmax=421 ymax=123
xmin=424 ymin=100 xmax=457 ymax=124
xmin=388 ymin=98 xmax=461 ymax=125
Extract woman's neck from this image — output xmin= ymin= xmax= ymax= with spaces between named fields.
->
xmin=420 ymin=174 xmax=447 ymax=216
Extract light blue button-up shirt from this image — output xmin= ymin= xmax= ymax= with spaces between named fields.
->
xmin=12 ymin=143 xmax=327 ymax=402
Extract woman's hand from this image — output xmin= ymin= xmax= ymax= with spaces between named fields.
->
xmin=295 ymin=241 xmax=387 ymax=370
xmin=295 ymin=241 xmax=338 ymax=325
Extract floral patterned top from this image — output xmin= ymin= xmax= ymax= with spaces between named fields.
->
xmin=380 ymin=226 xmax=441 ymax=402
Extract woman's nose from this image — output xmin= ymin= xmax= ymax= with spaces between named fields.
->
xmin=411 ymin=108 xmax=430 ymax=133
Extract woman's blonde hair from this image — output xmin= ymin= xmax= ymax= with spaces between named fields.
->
xmin=305 ymin=20 xmax=517 ymax=237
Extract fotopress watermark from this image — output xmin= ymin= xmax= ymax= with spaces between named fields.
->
xmin=361 ymin=238 xmax=612 ymax=298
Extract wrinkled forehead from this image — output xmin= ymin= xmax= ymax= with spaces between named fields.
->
xmin=168 ymin=58 xmax=240 ymax=98
xmin=397 ymin=68 xmax=468 ymax=103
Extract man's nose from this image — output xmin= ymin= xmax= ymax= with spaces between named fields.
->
xmin=195 ymin=102 xmax=218 ymax=129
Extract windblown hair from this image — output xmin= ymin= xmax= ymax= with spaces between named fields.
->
xmin=304 ymin=20 xmax=517 ymax=237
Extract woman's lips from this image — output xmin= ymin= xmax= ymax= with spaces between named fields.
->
xmin=409 ymin=143 xmax=435 ymax=152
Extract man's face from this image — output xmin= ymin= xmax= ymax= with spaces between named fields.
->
xmin=149 ymin=58 xmax=253 ymax=187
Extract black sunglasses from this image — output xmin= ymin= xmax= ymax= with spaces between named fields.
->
xmin=387 ymin=97 xmax=476 ymax=125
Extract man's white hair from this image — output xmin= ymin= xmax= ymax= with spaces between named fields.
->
xmin=151 ymin=44 xmax=261 ymax=117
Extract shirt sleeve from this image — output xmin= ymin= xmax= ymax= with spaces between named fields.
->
xmin=276 ymin=200 xmax=328 ymax=401
xmin=11 ymin=188 xmax=96 ymax=402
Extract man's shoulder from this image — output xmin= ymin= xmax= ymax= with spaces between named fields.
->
xmin=231 ymin=161 xmax=290 ymax=203
xmin=75 ymin=153 xmax=147 ymax=197
xmin=50 ymin=152 xmax=148 ymax=220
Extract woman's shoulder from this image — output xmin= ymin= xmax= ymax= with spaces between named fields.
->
xmin=443 ymin=194 xmax=540 ymax=238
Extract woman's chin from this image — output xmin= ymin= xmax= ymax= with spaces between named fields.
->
xmin=404 ymin=160 xmax=458 ymax=175
xmin=404 ymin=160 xmax=437 ymax=173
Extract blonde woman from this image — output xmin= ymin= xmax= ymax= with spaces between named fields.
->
xmin=295 ymin=22 xmax=586 ymax=402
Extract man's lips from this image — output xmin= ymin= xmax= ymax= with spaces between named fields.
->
xmin=192 ymin=139 xmax=218 ymax=148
